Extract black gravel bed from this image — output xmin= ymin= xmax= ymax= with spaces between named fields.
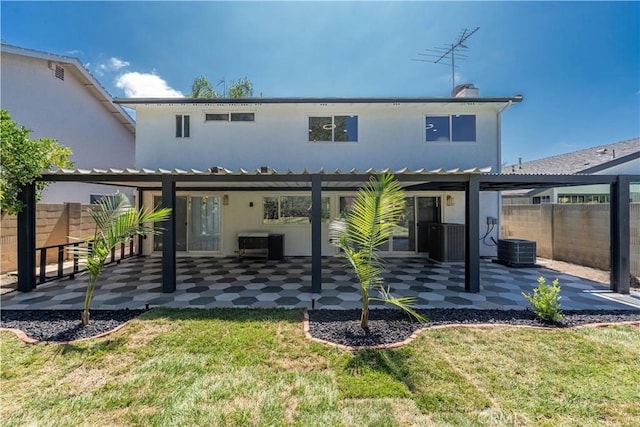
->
xmin=307 ymin=308 xmax=640 ymax=348
xmin=3 ymin=308 xmax=640 ymax=346
xmin=1 ymin=310 xmax=146 ymax=343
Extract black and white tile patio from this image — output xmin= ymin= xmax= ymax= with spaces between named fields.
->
xmin=2 ymin=256 xmax=639 ymax=311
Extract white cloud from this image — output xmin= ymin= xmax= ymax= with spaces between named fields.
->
xmin=94 ymin=56 xmax=130 ymax=76
xmin=109 ymin=57 xmax=130 ymax=70
xmin=115 ymin=72 xmax=183 ymax=97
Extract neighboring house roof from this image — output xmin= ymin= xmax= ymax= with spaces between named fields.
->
xmin=0 ymin=44 xmax=135 ymax=134
xmin=503 ymin=137 xmax=640 ymax=175
xmin=114 ymin=95 xmax=523 ymax=105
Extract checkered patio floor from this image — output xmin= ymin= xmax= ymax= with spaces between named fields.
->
xmin=2 ymin=256 xmax=639 ymax=311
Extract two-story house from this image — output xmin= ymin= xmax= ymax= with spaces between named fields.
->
xmin=0 ymin=44 xmax=136 ymax=204
xmin=16 ymin=85 xmax=635 ymax=295
xmin=115 ymin=85 xmax=523 ymax=260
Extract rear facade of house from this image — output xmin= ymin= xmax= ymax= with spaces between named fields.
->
xmin=118 ymin=87 xmax=521 ymax=259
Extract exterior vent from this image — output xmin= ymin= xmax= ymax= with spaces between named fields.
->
xmin=55 ymin=65 xmax=65 ymax=81
xmin=497 ymin=239 xmax=536 ymax=266
xmin=428 ymin=223 xmax=465 ymax=262
xmin=452 ymin=83 xmax=478 ymax=98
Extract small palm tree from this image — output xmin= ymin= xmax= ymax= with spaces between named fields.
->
xmin=75 ymin=193 xmax=171 ymax=325
xmin=330 ymin=174 xmax=426 ymax=329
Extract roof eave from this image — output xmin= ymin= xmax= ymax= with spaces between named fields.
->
xmin=114 ymin=95 xmax=524 ymax=107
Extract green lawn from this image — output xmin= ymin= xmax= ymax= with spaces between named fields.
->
xmin=2 ymin=308 xmax=639 ymax=426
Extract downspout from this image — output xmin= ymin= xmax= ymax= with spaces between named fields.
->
xmin=496 ymin=100 xmax=513 ymax=173
xmin=494 ymin=100 xmax=513 ymax=248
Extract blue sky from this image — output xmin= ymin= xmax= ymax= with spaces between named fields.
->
xmin=1 ymin=1 xmax=638 ymax=166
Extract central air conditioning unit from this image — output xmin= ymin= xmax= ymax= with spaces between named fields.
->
xmin=497 ymin=239 xmax=536 ymax=266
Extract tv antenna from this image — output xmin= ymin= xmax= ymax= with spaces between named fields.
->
xmin=412 ymin=27 xmax=480 ymax=92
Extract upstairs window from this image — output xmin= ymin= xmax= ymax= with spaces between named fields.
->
xmin=231 ymin=112 xmax=255 ymax=122
xmin=308 ymin=115 xmax=358 ymax=142
xmin=205 ymin=112 xmax=255 ymax=122
xmin=426 ymin=114 xmax=476 ymax=142
xmin=205 ymin=113 xmax=229 ymax=122
xmin=176 ymin=114 xmax=190 ymax=138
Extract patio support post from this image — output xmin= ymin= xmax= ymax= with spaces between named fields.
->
xmin=161 ymin=175 xmax=176 ymax=293
xmin=465 ymin=176 xmax=480 ymax=292
xmin=610 ymin=175 xmax=630 ymax=294
xmin=17 ymin=182 xmax=37 ymax=292
xmin=137 ymin=188 xmax=144 ymax=256
xmin=311 ymin=174 xmax=322 ymax=294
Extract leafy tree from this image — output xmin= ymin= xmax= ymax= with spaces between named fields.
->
xmin=0 ymin=109 xmax=73 ymax=215
xmin=75 ymin=192 xmax=171 ymax=325
xmin=189 ymin=75 xmax=254 ymax=98
xmin=330 ymin=174 xmax=426 ymax=329
xmin=190 ymin=75 xmax=217 ymax=98
xmin=228 ymin=77 xmax=254 ymax=98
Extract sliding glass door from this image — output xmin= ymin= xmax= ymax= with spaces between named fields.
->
xmin=188 ymin=196 xmax=221 ymax=251
xmin=153 ymin=195 xmax=221 ymax=252
xmin=339 ymin=195 xmax=441 ymax=253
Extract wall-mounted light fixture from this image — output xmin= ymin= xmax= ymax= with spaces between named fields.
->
xmin=222 ymin=194 xmax=229 ymax=205
xmin=446 ymin=195 xmax=455 ymax=206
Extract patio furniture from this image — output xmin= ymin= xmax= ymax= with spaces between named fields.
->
xmin=238 ymin=233 xmax=284 ymax=260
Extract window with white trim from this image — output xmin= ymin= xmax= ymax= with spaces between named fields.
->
xmin=425 ymin=114 xmax=476 ymax=142
xmin=263 ymin=196 xmax=330 ymax=224
xmin=308 ymin=115 xmax=358 ymax=142
xmin=176 ymin=114 xmax=190 ymax=138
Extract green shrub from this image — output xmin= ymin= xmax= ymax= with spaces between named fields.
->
xmin=522 ymin=277 xmax=564 ymax=322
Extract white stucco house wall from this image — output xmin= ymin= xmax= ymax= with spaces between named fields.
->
xmin=502 ymin=138 xmax=640 ymax=204
xmin=0 ymin=44 xmax=135 ymax=204
xmin=116 ymin=85 xmax=522 ymax=259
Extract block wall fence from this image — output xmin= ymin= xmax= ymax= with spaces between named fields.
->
xmin=501 ymin=203 xmax=640 ymax=277
xmin=1 ymin=203 xmax=97 ymax=273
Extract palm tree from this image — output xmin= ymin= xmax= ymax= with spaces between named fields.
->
xmin=75 ymin=193 xmax=171 ymax=325
xmin=329 ymin=174 xmax=426 ymax=329
xmin=228 ymin=77 xmax=254 ymax=98
xmin=190 ymin=75 xmax=217 ymax=98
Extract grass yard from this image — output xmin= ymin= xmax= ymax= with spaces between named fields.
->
xmin=1 ymin=308 xmax=639 ymax=426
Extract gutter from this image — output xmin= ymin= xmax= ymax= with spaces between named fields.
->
xmin=495 ymin=99 xmax=516 ymax=240
xmin=114 ymin=95 xmax=525 ymax=106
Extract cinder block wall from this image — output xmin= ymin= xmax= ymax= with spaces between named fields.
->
xmin=552 ymin=204 xmax=610 ymax=270
xmin=502 ymin=203 xmax=640 ymax=276
xmin=0 ymin=203 xmax=97 ymax=273
xmin=500 ymin=204 xmax=553 ymax=258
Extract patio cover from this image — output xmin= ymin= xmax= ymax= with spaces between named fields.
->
xmin=16 ymin=168 xmax=638 ymax=296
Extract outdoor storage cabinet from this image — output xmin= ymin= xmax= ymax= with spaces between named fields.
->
xmin=238 ymin=233 xmax=284 ymax=260
xmin=428 ymin=223 xmax=465 ymax=262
